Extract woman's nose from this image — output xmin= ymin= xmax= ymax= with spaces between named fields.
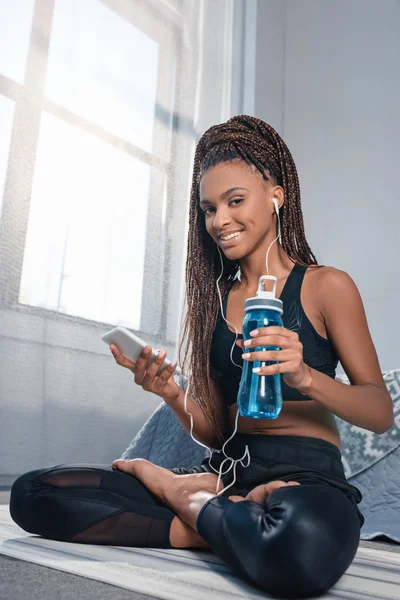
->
xmin=213 ymin=208 xmax=231 ymax=230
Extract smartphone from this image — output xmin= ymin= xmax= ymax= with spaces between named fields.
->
xmin=101 ymin=326 xmax=182 ymax=376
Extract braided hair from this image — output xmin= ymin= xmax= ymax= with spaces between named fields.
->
xmin=178 ymin=115 xmax=321 ymax=445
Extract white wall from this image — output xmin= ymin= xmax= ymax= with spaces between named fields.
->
xmin=255 ymin=0 xmax=400 ymax=372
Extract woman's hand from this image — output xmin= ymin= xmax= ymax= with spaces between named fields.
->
xmin=236 ymin=326 xmax=312 ymax=391
xmin=109 ymin=344 xmax=181 ymax=403
xmin=228 ymin=480 xmax=300 ymax=504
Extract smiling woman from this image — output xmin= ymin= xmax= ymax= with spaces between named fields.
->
xmin=178 ymin=117 xmax=392 ymax=447
xmin=9 ymin=115 xmax=393 ymax=599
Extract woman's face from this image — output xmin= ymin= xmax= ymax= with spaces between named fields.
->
xmin=199 ymin=160 xmax=277 ymax=260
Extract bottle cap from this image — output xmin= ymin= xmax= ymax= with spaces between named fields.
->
xmin=256 ymin=276 xmax=278 ymax=300
xmin=244 ymin=275 xmax=283 ymax=314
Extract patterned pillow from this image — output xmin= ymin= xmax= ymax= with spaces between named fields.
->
xmin=335 ymin=369 xmax=400 ymax=478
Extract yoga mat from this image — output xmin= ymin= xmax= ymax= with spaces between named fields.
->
xmin=1 ymin=507 xmax=399 ymax=599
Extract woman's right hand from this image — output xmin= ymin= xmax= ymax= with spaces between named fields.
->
xmin=109 ymin=344 xmax=182 ymax=403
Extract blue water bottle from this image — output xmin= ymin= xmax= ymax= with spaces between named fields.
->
xmin=237 ymin=275 xmax=284 ymax=419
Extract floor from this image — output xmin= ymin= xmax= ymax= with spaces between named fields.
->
xmin=0 ymin=491 xmax=10 ymax=505
xmin=1 ymin=554 xmax=157 ymax=600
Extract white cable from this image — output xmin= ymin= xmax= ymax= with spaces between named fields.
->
xmin=183 ymin=248 xmax=250 ymax=494
xmin=236 ymin=199 xmax=280 ymax=282
xmin=181 ymin=201 xmax=282 ymax=495
xmin=265 ymin=200 xmax=281 ymax=276
xmin=215 ymin=246 xmax=243 ymax=369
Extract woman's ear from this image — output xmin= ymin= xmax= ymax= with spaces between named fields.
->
xmin=271 ymin=185 xmax=284 ymax=212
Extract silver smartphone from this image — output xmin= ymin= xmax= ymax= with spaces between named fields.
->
xmin=101 ymin=326 xmax=182 ymax=376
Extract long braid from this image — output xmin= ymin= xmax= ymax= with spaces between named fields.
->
xmin=178 ymin=116 xmax=320 ymax=445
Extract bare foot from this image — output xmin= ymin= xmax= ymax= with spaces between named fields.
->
xmin=112 ymin=458 xmax=223 ymax=531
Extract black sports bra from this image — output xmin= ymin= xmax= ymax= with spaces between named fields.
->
xmin=209 ymin=263 xmax=339 ymax=406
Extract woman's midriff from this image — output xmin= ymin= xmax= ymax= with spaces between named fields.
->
xmin=228 ymin=400 xmax=341 ymax=450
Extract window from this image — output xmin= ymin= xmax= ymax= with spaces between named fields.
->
xmin=0 ymin=0 xmax=180 ymax=339
xmin=0 ymin=95 xmax=14 ymax=218
xmin=0 ymin=0 xmax=35 ymax=84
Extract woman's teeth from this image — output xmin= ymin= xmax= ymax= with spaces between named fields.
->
xmin=220 ymin=231 xmax=241 ymax=241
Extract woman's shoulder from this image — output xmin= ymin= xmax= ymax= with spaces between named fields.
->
xmin=306 ymin=265 xmax=362 ymax=311
xmin=307 ymin=264 xmax=355 ymax=285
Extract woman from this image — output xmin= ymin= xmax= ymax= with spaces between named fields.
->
xmin=10 ymin=116 xmax=393 ymax=598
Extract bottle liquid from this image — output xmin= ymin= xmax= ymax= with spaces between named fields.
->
xmin=237 ymin=275 xmax=284 ymax=419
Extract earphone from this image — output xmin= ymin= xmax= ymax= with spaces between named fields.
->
xmin=178 ymin=195 xmax=283 ymax=495
xmin=273 ymin=197 xmax=282 ymax=244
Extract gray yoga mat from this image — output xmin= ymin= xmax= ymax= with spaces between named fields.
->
xmin=1 ymin=506 xmax=400 ymax=600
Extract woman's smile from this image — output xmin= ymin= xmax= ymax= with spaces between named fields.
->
xmin=219 ymin=230 xmax=244 ymax=246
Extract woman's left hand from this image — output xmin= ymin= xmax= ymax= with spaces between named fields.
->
xmin=228 ymin=479 xmax=301 ymax=503
xmin=236 ymin=326 xmax=312 ymax=391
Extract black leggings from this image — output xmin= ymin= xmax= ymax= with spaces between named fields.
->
xmin=9 ymin=434 xmax=363 ymax=599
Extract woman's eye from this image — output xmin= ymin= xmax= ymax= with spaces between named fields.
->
xmin=203 ymin=198 xmax=243 ymax=215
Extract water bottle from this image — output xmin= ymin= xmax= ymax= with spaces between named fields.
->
xmin=237 ymin=275 xmax=284 ymax=419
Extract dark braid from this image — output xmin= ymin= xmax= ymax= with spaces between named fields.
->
xmin=178 ymin=115 xmax=320 ymax=445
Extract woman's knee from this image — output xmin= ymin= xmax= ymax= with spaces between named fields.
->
xmin=272 ymin=485 xmax=359 ymax=596
xmin=9 ymin=467 xmax=50 ymax=534
xmin=9 ymin=464 xmax=111 ymax=539
xmin=225 ymin=484 xmax=360 ymax=598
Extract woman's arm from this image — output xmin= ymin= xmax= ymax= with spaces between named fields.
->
xmin=163 ymin=379 xmax=225 ymax=448
xmin=303 ymin=267 xmax=394 ymax=434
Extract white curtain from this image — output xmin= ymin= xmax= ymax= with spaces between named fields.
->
xmin=0 ymin=0 xmax=256 ymax=484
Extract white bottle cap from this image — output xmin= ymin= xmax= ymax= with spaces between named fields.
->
xmin=244 ymin=275 xmax=283 ymax=314
xmin=256 ymin=275 xmax=278 ymax=299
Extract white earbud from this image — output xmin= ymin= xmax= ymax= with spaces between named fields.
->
xmin=272 ymin=198 xmax=282 ymax=244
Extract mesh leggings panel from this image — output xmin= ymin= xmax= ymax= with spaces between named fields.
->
xmin=70 ymin=511 xmax=166 ymax=546
xmin=10 ymin=464 xmax=176 ymax=548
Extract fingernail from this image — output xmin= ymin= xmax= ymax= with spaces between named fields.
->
xmin=244 ymin=340 xmax=251 ymax=346
xmin=252 ymin=367 xmax=261 ymax=373
xmin=242 ymin=353 xmax=250 ymax=359
xmin=250 ymin=329 xmax=259 ymax=336
xmin=170 ymin=360 xmax=177 ymax=369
